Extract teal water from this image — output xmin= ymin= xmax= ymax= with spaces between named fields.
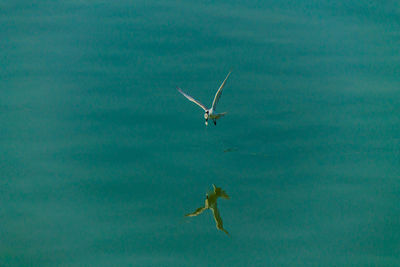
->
xmin=1 ymin=1 xmax=400 ymax=266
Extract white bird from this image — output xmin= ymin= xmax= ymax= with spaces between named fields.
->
xmin=177 ymin=71 xmax=231 ymax=125
xmin=185 ymin=184 xmax=230 ymax=235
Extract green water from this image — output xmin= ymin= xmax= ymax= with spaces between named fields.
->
xmin=1 ymin=1 xmax=399 ymax=266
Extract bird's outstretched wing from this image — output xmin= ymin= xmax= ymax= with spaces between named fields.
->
xmin=211 ymin=71 xmax=231 ymax=111
xmin=185 ymin=207 xmax=207 ymax=217
xmin=211 ymin=205 xmax=229 ymax=235
xmin=177 ymin=87 xmax=207 ymax=111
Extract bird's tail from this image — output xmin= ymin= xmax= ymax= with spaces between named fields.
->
xmin=215 ymin=112 xmax=227 ymax=119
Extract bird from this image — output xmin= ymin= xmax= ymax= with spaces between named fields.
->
xmin=177 ymin=71 xmax=231 ymax=126
xmin=185 ymin=184 xmax=230 ymax=235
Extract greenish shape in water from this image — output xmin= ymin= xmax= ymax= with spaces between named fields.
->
xmin=185 ymin=184 xmax=230 ymax=235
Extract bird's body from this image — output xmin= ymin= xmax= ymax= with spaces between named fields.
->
xmin=185 ymin=184 xmax=230 ymax=235
xmin=177 ymin=71 xmax=231 ymax=125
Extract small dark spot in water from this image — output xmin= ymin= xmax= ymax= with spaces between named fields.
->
xmin=223 ymin=148 xmax=238 ymax=153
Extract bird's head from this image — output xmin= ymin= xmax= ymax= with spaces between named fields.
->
xmin=204 ymin=111 xmax=209 ymax=125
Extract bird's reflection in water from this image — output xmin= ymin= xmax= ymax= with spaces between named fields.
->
xmin=185 ymin=184 xmax=230 ymax=235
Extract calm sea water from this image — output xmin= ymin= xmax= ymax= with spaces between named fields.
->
xmin=1 ymin=1 xmax=399 ymax=266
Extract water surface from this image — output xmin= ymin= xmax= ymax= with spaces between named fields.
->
xmin=1 ymin=1 xmax=399 ymax=266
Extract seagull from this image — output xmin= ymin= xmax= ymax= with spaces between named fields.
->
xmin=177 ymin=71 xmax=231 ymax=125
xmin=185 ymin=184 xmax=230 ymax=235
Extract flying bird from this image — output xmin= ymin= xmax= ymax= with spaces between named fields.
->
xmin=177 ymin=71 xmax=231 ymax=125
xmin=185 ymin=184 xmax=230 ymax=235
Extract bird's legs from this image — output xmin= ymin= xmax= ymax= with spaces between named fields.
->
xmin=213 ymin=119 xmax=216 ymax=125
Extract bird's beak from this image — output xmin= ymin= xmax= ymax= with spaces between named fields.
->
xmin=205 ymin=120 xmax=208 ymax=126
